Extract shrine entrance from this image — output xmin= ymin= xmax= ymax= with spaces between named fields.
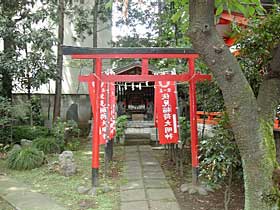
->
xmin=113 ymin=61 xmax=155 ymax=121
xmin=62 ymin=46 xmax=211 ymax=187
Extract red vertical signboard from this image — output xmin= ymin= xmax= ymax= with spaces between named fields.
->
xmin=109 ymin=82 xmax=116 ymax=139
xmin=155 ymin=81 xmax=179 ymax=144
xmin=99 ymin=82 xmax=107 ymax=145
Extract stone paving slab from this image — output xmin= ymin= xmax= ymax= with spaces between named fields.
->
xmin=120 ymin=145 xmax=181 ymax=210
xmin=146 ymin=188 xmax=176 ymax=201
xmin=143 ymin=171 xmax=166 ymax=179
xmin=0 ymin=175 xmax=66 ymax=210
xmin=121 ymin=201 xmax=149 ymax=210
xmin=120 ymin=179 xmax=144 ymax=190
xmin=121 ymin=189 xmax=146 ymax=202
xmin=144 ymin=179 xmax=170 ymax=189
xmin=150 ymin=201 xmax=181 ymax=210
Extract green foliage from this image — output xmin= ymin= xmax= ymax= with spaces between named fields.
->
xmin=199 ymin=114 xmax=242 ymax=184
xmin=29 ymin=96 xmax=43 ymax=125
xmin=0 ymin=97 xmax=12 ymax=144
xmin=0 ymin=96 xmax=12 ymax=126
xmin=65 ymin=138 xmax=81 ymax=151
xmin=215 ymin=0 xmax=265 ymax=17
xmin=237 ymin=7 xmax=280 ymax=96
xmin=179 ymin=117 xmax=190 ymax=144
xmin=116 ymin=115 xmax=128 ymax=139
xmin=52 ymin=119 xmax=80 ymax=149
xmin=32 ymin=137 xmax=61 ymax=154
xmin=0 ymin=0 xmax=57 ymax=96
xmin=12 ymin=125 xmax=49 ymax=143
xmin=7 ymin=147 xmax=44 ymax=170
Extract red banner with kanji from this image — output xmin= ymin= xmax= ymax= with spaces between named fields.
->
xmin=109 ymin=82 xmax=116 ymax=139
xmin=99 ymin=82 xmax=107 ymax=144
xmin=155 ymin=81 xmax=179 ymax=144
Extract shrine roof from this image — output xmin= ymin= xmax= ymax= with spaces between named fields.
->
xmin=113 ymin=61 xmax=156 ymax=75
xmin=62 ymin=46 xmax=196 ymax=55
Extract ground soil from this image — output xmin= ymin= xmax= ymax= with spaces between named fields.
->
xmin=154 ymin=149 xmax=244 ymax=210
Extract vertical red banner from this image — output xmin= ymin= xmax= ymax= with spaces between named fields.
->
xmin=155 ymin=81 xmax=179 ymax=144
xmin=109 ymin=82 xmax=116 ymax=139
xmin=99 ymin=82 xmax=107 ymax=145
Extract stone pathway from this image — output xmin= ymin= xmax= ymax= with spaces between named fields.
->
xmin=0 ymin=175 xmax=66 ymax=210
xmin=120 ymin=145 xmax=181 ymax=210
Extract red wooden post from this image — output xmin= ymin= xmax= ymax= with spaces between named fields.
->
xmin=188 ymin=58 xmax=199 ymax=185
xmin=92 ymin=58 xmax=102 ymax=187
xmin=142 ymin=59 xmax=149 ymax=75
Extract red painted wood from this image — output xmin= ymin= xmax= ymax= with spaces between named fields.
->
xmin=188 ymin=58 xmax=199 ymax=168
xmin=74 ymin=51 xmax=212 ymax=174
xmin=72 ymin=53 xmax=199 ymax=59
xmin=101 ymin=73 xmax=211 ymax=82
xmin=142 ymin=59 xmax=149 ymax=75
xmin=92 ymin=58 xmax=102 ymax=169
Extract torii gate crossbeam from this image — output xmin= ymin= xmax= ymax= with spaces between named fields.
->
xmin=62 ymin=46 xmax=211 ymax=187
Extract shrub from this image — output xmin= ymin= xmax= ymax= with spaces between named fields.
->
xmin=65 ymin=138 xmax=80 ymax=151
xmin=12 ymin=125 xmax=49 ymax=143
xmin=179 ymin=117 xmax=190 ymax=144
xmin=7 ymin=147 xmax=44 ymax=170
xmin=199 ymin=114 xmax=242 ymax=184
xmin=32 ymin=137 xmax=61 ymax=154
xmin=52 ymin=119 xmax=80 ymax=149
xmin=116 ymin=115 xmax=128 ymax=139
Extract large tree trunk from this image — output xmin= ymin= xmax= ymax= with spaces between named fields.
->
xmin=188 ymin=1 xmax=279 ymax=209
xmin=53 ymin=0 xmax=65 ymax=121
xmin=1 ymin=2 xmax=15 ymax=100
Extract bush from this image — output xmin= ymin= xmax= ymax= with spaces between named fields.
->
xmin=179 ymin=117 xmax=190 ymax=144
xmin=52 ymin=119 xmax=80 ymax=149
xmin=32 ymin=137 xmax=61 ymax=154
xmin=116 ymin=115 xmax=128 ymax=139
xmin=199 ymin=114 xmax=242 ymax=184
xmin=65 ymin=138 xmax=80 ymax=151
xmin=12 ymin=125 xmax=49 ymax=143
xmin=7 ymin=147 xmax=44 ymax=170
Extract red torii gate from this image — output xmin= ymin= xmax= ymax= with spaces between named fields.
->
xmin=62 ymin=46 xmax=211 ymax=187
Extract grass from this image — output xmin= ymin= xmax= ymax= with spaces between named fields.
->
xmin=0 ymin=197 xmax=14 ymax=210
xmin=0 ymin=141 xmax=124 ymax=210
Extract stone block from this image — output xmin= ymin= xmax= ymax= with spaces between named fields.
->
xmin=120 ymin=179 xmax=144 ymax=191
xmin=150 ymin=201 xmax=181 ymax=210
xmin=121 ymin=201 xmax=149 ymax=210
xmin=120 ymin=189 xmax=146 ymax=202
xmin=144 ymin=179 xmax=169 ymax=189
xmin=146 ymin=189 xmax=176 ymax=201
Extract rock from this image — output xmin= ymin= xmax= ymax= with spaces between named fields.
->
xmin=180 ymin=183 xmax=190 ymax=193
xmin=48 ymin=161 xmax=60 ymax=172
xmin=197 ymin=187 xmax=208 ymax=196
xmin=20 ymin=139 xmax=32 ymax=147
xmin=12 ymin=144 xmax=21 ymax=151
xmin=100 ymin=183 xmax=114 ymax=193
xmin=58 ymin=151 xmax=77 ymax=176
xmin=188 ymin=187 xmax=197 ymax=194
xmin=77 ymin=186 xmax=90 ymax=194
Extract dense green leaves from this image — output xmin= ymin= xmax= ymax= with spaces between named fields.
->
xmin=0 ymin=1 xmax=57 ymax=96
xmin=199 ymin=115 xmax=242 ymax=184
xmin=237 ymin=6 xmax=280 ymax=96
xmin=7 ymin=147 xmax=45 ymax=170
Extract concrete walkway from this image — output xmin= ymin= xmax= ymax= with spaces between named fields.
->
xmin=120 ymin=145 xmax=181 ymax=210
xmin=0 ymin=175 xmax=67 ymax=210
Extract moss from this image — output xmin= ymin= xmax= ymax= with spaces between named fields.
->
xmin=260 ymin=119 xmax=278 ymax=169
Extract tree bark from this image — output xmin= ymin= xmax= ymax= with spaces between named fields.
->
xmin=1 ymin=1 xmax=15 ymax=100
xmin=188 ymin=1 xmax=279 ymax=209
xmin=53 ymin=0 xmax=65 ymax=121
